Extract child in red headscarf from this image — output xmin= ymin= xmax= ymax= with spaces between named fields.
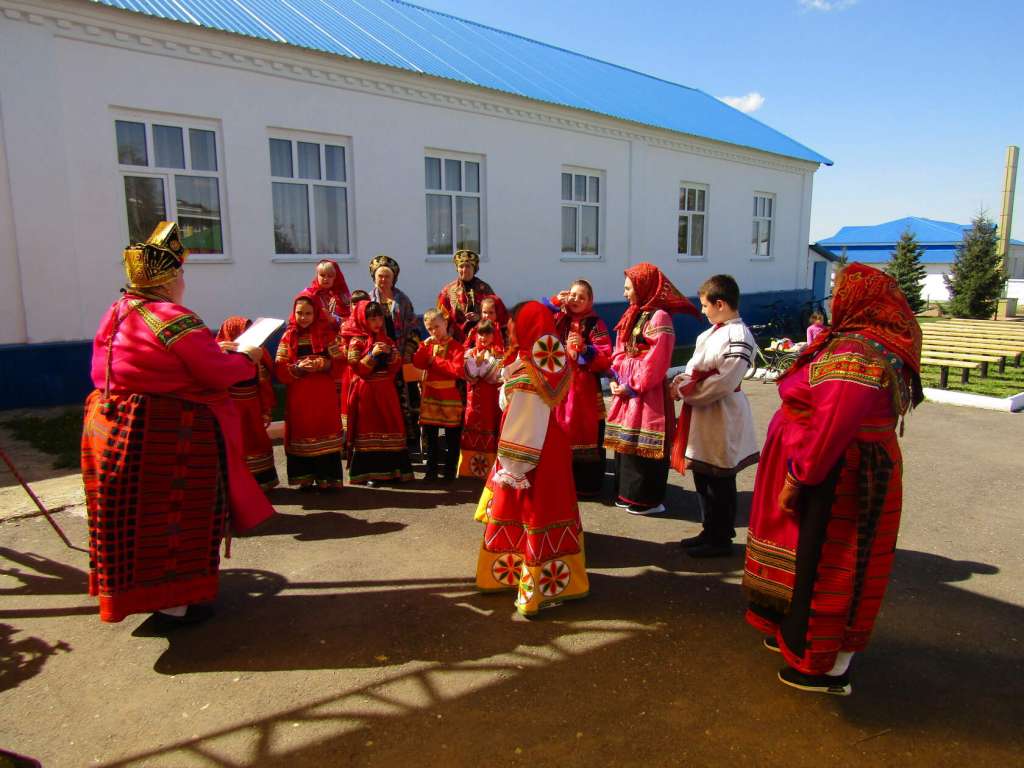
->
xmin=216 ymin=316 xmax=279 ymax=491
xmin=457 ymin=319 xmax=504 ymax=479
xmin=275 ymin=293 xmax=345 ymax=490
xmin=307 ymin=259 xmax=352 ymax=326
xmin=605 ymin=262 xmax=699 ymax=515
xmin=342 ymin=300 xmax=413 ymax=485
xmin=473 ymin=301 xmax=588 ymax=617
xmin=545 ymin=279 xmax=613 ymax=498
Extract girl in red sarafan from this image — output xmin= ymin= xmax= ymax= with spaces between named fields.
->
xmin=275 ymin=293 xmax=345 ymax=490
xmin=457 ymin=319 xmax=504 ymax=479
xmin=474 ymin=301 xmax=588 ymax=617
xmin=342 ymin=300 xmax=414 ymax=485
xmin=743 ymin=264 xmax=923 ymax=696
xmin=544 ymin=279 xmax=613 ymax=498
xmin=216 ymin=316 xmax=279 ymax=491
xmin=306 ymin=258 xmax=352 ymax=327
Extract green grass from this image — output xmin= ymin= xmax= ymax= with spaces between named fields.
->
xmin=671 ymin=345 xmax=695 ymax=367
xmin=2 ymin=408 xmax=84 ymax=469
xmin=919 ymin=361 xmax=1024 ymax=398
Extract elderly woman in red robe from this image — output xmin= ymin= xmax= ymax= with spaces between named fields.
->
xmin=81 ymin=222 xmax=274 ymax=625
xmin=544 ymin=279 xmax=614 ymax=498
xmin=474 ymin=301 xmax=588 ymax=617
xmin=436 ymin=249 xmax=507 ymax=342
xmin=743 ymin=264 xmax=923 ymax=696
xmin=342 ymin=300 xmax=413 ymax=485
xmin=216 ymin=316 xmax=279 ymax=491
xmin=275 ymin=293 xmax=346 ymax=490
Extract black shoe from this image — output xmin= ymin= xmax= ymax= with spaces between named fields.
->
xmin=679 ymin=532 xmax=707 ymax=549
xmin=778 ymin=666 xmax=851 ymax=696
xmin=763 ymin=635 xmax=780 ymax=653
xmin=152 ymin=604 xmax=215 ymax=629
xmin=687 ymin=542 xmax=733 ymax=558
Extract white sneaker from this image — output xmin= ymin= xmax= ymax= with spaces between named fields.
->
xmin=614 ymin=499 xmax=631 ymax=508
xmin=628 ymin=503 xmax=665 ymax=516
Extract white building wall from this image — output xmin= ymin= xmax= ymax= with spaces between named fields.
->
xmin=0 ymin=1 xmax=820 ymax=344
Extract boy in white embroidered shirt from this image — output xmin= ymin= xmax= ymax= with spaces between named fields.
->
xmin=670 ymin=274 xmax=760 ymax=558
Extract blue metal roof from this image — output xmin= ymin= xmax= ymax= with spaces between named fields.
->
xmin=820 ymin=245 xmax=958 ymax=265
xmin=819 ymin=216 xmax=1022 ymax=245
xmin=89 ymin=0 xmax=831 ymax=166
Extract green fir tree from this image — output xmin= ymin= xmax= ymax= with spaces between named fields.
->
xmin=944 ymin=214 xmax=1007 ymax=318
xmin=885 ymin=228 xmax=928 ymax=313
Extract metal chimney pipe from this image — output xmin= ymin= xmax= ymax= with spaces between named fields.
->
xmin=998 ymin=146 xmax=1018 ymax=268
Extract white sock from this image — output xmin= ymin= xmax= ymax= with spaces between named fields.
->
xmin=158 ymin=605 xmax=188 ymax=617
xmin=828 ymin=651 xmax=854 ymax=676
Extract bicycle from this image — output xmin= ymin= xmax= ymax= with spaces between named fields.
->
xmin=744 ymin=338 xmax=802 ymax=381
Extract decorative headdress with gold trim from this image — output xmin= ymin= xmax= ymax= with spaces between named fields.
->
xmin=453 ymin=249 xmax=479 ymax=271
xmin=368 ymin=254 xmax=401 ymax=283
xmin=123 ymin=221 xmax=188 ymax=289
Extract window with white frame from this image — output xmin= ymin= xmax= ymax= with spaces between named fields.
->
xmin=561 ymin=168 xmax=601 ymax=257
xmin=424 ymin=153 xmax=483 ymax=257
xmin=115 ymin=118 xmax=225 ymax=256
xmin=752 ymin=193 xmax=775 ymax=258
xmin=678 ymin=182 xmax=708 ymax=258
xmin=269 ymin=136 xmax=352 ymax=258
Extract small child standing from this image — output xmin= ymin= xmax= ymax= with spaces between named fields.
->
xmin=806 ymin=310 xmax=827 ymax=346
xmin=670 ymin=274 xmax=759 ymax=557
xmin=458 ymin=320 xmax=504 ymax=479
xmin=413 ymin=309 xmax=465 ymax=481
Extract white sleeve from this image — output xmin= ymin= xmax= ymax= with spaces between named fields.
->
xmin=493 ymin=388 xmax=549 ymax=488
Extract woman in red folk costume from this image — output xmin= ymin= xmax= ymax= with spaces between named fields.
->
xmin=457 ymin=319 xmax=504 ymax=479
xmin=216 ymin=317 xmax=279 ymax=491
xmin=307 ymin=258 xmax=352 ymax=327
xmin=275 ymin=293 xmax=346 ymax=490
xmin=545 ymin=279 xmax=613 ymax=498
xmin=744 ymin=264 xmax=923 ymax=696
xmin=474 ymin=301 xmax=588 ymax=617
xmin=436 ymin=249 xmax=507 ymax=343
xmin=82 ymin=222 xmax=274 ymax=625
xmin=342 ymin=300 xmax=414 ymax=485
xmin=605 ymin=263 xmax=699 ymax=514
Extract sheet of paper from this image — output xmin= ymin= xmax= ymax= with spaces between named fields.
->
xmin=234 ymin=317 xmax=284 ymax=348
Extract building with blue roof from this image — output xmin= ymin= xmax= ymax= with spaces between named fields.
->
xmin=1 ymin=0 xmax=831 ymax=406
xmin=816 ymin=217 xmax=1024 ymax=303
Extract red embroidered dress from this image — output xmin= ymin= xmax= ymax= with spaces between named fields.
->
xmin=342 ymin=302 xmax=413 ymax=484
xmin=744 ymin=264 xmax=922 ymax=675
xmin=82 ymin=293 xmax=275 ymax=622
xmin=546 ymin=295 xmax=613 ymax=497
xmin=474 ymin=302 xmax=588 ymax=616
xmin=275 ymin=294 xmax=345 ymax=488
xmin=436 ymin=276 xmax=506 ymax=342
xmin=306 ymin=258 xmax=352 ymax=326
xmin=412 ymin=337 xmax=465 ymax=427
xmin=216 ymin=317 xmax=278 ymax=490
xmin=457 ymin=331 xmax=504 ymax=478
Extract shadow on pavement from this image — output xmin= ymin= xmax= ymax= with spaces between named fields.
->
xmin=240 ymin=511 xmax=406 ymax=542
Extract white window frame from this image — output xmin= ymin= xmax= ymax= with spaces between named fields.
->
xmin=424 ymin=149 xmax=485 ymax=262
xmin=114 ymin=113 xmax=229 ymax=263
xmin=677 ymin=181 xmax=709 ymax=262
xmin=560 ymin=166 xmax=604 ymax=262
xmin=268 ymin=130 xmax=356 ymax=263
xmin=751 ymin=192 xmax=775 ymax=261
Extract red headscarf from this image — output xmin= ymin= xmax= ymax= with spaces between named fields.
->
xmin=340 ymin=300 xmax=391 ymax=347
xmin=783 ymin=263 xmax=923 ymax=402
xmin=307 ymin=259 xmax=351 ymax=315
xmin=216 ymin=315 xmax=251 ymax=343
xmin=506 ymin=301 xmax=571 ymax=407
xmin=615 ymin=262 xmax=699 ymax=334
xmin=282 ymin=291 xmax=335 ymax=358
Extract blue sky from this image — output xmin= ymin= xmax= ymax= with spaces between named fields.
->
xmin=409 ymin=0 xmax=1024 ymax=242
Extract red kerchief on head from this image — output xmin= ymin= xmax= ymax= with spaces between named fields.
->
xmin=340 ymin=299 xmax=390 ymax=346
xmin=615 ymin=262 xmax=699 ymax=334
xmin=509 ymin=301 xmax=571 ymax=407
xmin=307 ymin=258 xmax=352 ymax=306
xmin=216 ymin=316 xmax=251 ymax=343
xmin=285 ymin=290 xmax=334 ymax=355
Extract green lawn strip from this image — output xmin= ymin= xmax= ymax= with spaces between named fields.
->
xmin=920 ymin=362 xmax=1024 ymax=398
xmin=2 ymin=408 xmax=84 ymax=469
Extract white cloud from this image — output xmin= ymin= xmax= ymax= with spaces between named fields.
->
xmin=799 ymin=0 xmax=858 ymax=10
xmin=718 ymin=92 xmax=766 ymax=114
